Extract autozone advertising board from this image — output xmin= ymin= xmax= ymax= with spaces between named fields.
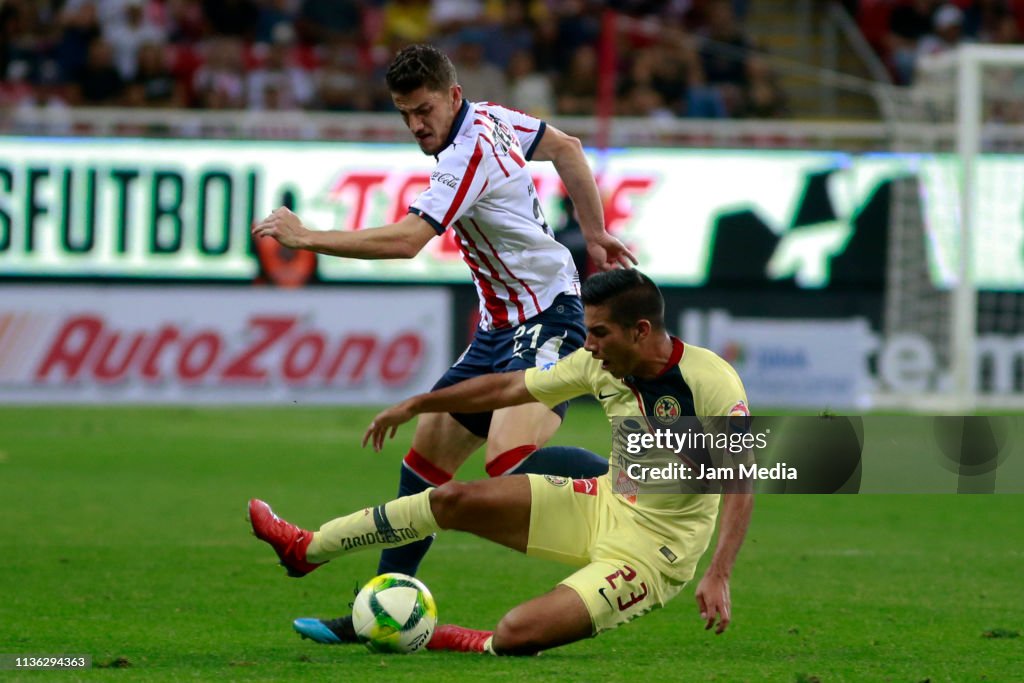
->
xmin=0 ymin=286 xmax=451 ymax=404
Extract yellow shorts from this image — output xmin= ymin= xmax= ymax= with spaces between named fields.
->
xmin=525 ymin=474 xmax=713 ymax=634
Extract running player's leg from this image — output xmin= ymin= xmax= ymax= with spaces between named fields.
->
xmin=408 ymin=411 xmax=484 ymax=475
xmin=374 ymin=411 xmax=482 ymax=577
xmin=482 ymin=294 xmax=607 ymax=478
xmin=375 ymin=338 xmax=492 ymax=578
xmin=483 ymin=402 xmax=560 ymax=470
xmin=485 ymin=405 xmax=608 ymax=477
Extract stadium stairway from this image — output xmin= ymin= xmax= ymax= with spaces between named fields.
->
xmin=745 ymin=0 xmax=881 ymax=120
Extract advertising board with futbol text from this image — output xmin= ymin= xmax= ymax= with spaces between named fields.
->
xmin=3 ymin=138 xmax=1024 ymax=290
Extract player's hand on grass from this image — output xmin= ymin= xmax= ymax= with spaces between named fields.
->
xmin=586 ymin=233 xmax=638 ymax=271
xmin=253 ymin=207 xmax=311 ymax=250
xmin=363 ymin=400 xmax=417 ymax=452
xmin=695 ymin=572 xmax=732 ymax=634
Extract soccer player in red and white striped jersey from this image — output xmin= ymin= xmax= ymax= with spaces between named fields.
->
xmin=253 ymin=44 xmax=635 ymax=644
xmin=407 ymin=97 xmax=576 ymax=328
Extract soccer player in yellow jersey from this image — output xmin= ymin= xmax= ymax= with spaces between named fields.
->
xmin=249 ymin=269 xmax=754 ymax=655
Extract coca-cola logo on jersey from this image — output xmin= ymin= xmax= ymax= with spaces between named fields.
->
xmin=33 ymin=315 xmax=425 ymax=387
xmin=430 ymin=171 xmax=460 ymax=188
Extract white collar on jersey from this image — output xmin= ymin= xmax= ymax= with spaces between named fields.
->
xmin=436 ymin=98 xmax=472 ymax=158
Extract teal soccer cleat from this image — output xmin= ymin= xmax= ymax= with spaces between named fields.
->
xmin=293 ymin=616 xmax=358 ymax=644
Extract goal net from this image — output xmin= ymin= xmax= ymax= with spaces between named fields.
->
xmin=880 ymin=45 xmax=1024 ymax=412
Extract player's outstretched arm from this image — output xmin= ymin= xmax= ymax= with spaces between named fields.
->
xmin=362 ymin=371 xmax=535 ymax=451
xmin=531 ymin=125 xmax=637 ymax=271
xmin=252 ymin=208 xmax=436 ymax=260
xmin=694 ymin=475 xmax=753 ymax=634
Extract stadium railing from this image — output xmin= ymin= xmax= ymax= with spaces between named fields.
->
xmin=1 ymin=106 xmax=891 ymax=151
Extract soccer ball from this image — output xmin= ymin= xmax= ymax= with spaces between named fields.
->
xmin=351 ymin=573 xmax=438 ymax=654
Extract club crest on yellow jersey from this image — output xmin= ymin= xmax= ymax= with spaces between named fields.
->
xmin=653 ymin=396 xmax=681 ymax=425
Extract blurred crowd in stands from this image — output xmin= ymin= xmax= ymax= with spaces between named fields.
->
xmin=853 ymin=0 xmax=1024 ymax=84
xmin=0 ymin=0 xmax=786 ymax=119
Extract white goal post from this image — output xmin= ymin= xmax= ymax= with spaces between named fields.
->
xmin=880 ymin=45 xmax=1024 ymax=412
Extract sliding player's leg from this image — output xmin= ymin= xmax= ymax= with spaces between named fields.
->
xmin=425 ymin=471 xmax=597 ymax=654
xmin=377 ymin=401 xmax=606 ymax=579
xmin=292 ymin=295 xmax=596 ymax=644
xmin=429 ymin=555 xmax=674 ymax=656
xmin=293 ymin=407 xmax=605 ymax=644
xmin=253 ymin=474 xmax=593 ymax=653
xmin=493 ymin=584 xmax=594 ymax=654
xmin=287 ymin=428 xmax=521 ymax=644
xmin=290 ymin=411 xmax=484 ymax=645
xmin=249 ymin=475 xmax=536 ymax=572
xmin=252 ymin=476 xmax=536 ymax=648
xmin=426 ymin=584 xmax=592 ymax=655
xmin=427 ymin=475 xmax=680 ymax=655
xmin=290 ymin=400 xmax=580 ymax=645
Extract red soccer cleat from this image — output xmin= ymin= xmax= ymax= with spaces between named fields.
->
xmin=247 ymin=499 xmax=323 ymax=578
xmin=427 ymin=624 xmax=494 ymax=653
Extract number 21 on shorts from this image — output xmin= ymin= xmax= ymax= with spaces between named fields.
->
xmin=512 ymin=323 xmax=543 ymax=359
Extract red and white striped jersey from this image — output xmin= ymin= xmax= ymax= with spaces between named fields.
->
xmin=408 ymin=100 xmax=581 ymax=330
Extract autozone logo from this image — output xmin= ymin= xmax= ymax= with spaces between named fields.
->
xmin=31 ymin=315 xmax=425 ymax=386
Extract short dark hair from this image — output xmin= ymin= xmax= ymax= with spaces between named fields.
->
xmin=385 ymin=44 xmax=457 ymax=95
xmin=581 ymin=269 xmax=665 ymax=330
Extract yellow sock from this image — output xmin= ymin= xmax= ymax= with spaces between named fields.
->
xmin=306 ymin=489 xmax=439 ymax=564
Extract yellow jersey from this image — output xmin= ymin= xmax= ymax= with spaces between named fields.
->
xmin=524 ymin=337 xmax=749 ymax=546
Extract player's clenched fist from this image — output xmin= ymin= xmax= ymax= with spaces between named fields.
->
xmin=253 ymin=207 xmax=311 ymax=250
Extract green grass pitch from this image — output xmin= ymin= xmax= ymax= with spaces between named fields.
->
xmin=0 ymin=403 xmax=1021 ymax=682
